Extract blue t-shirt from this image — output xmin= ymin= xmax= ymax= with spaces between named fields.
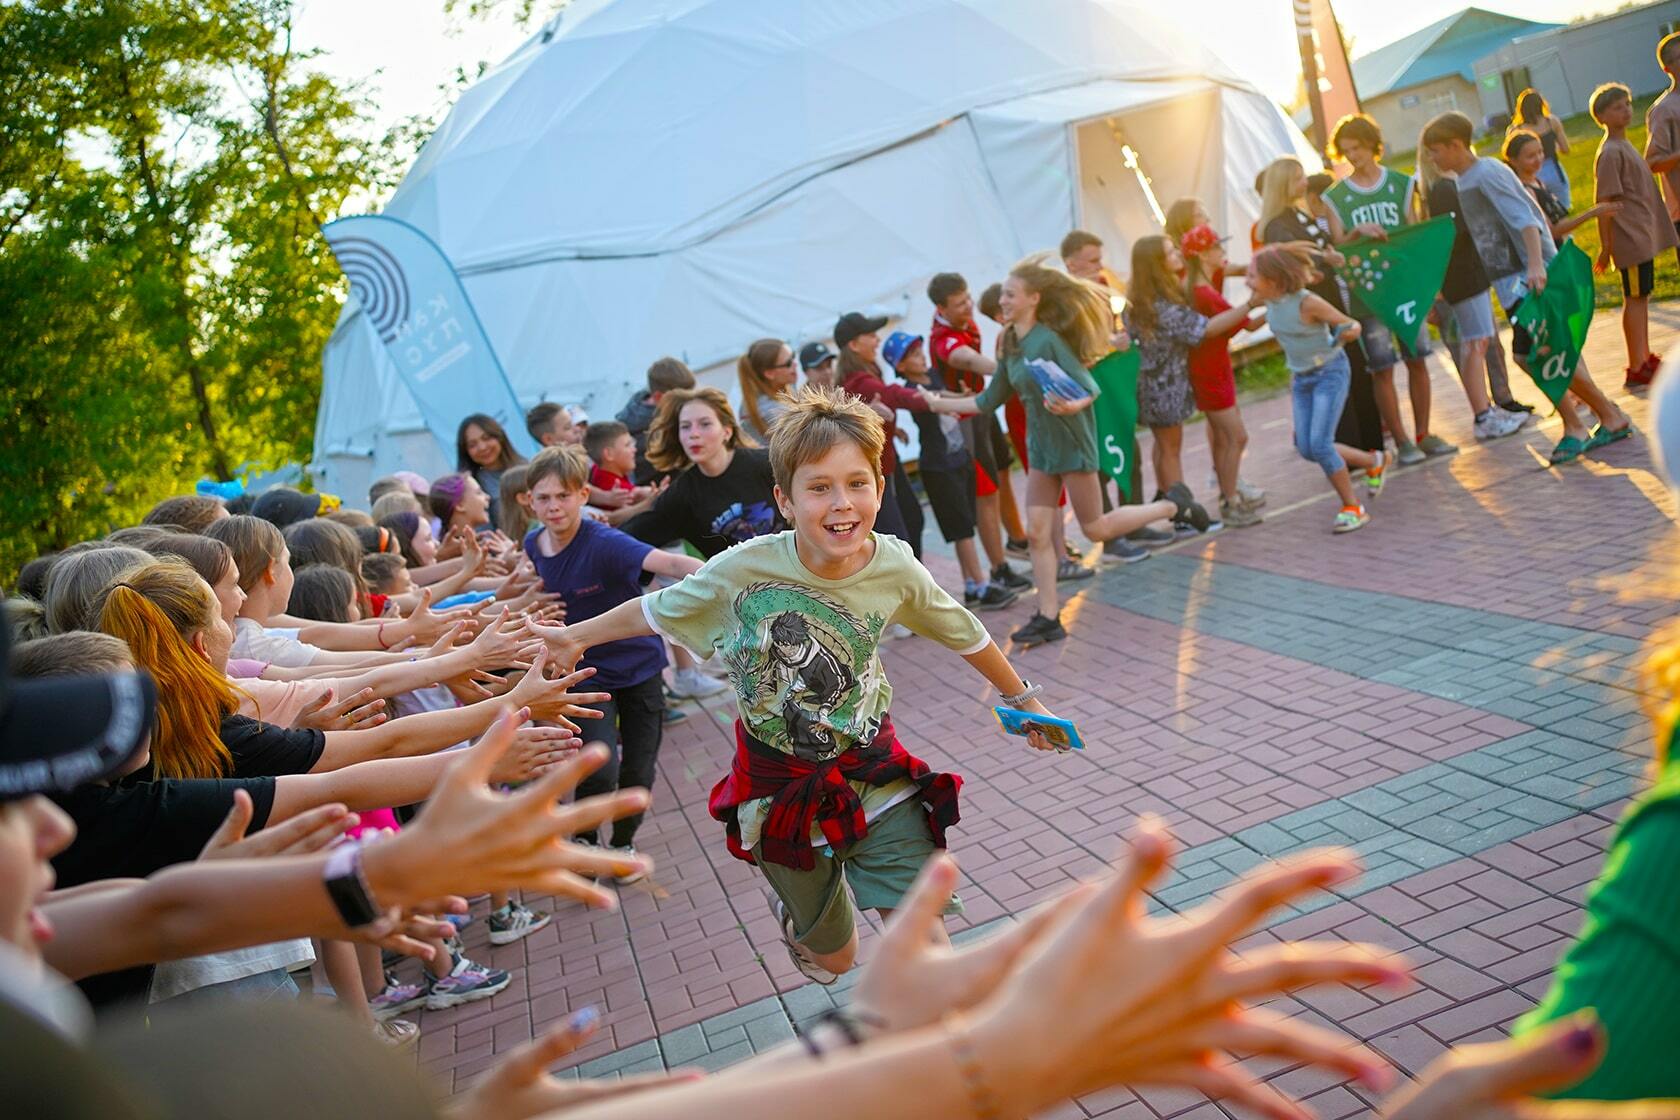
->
xmin=523 ymin=522 xmax=667 ymax=690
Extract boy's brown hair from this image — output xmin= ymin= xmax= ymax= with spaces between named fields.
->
xmin=141 ymin=495 xmax=226 ymax=533
xmin=1420 ymin=111 xmax=1474 ymax=150
xmin=1329 ymin=113 xmax=1384 ymax=160
xmin=13 ymin=631 xmax=134 ymax=678
xmin=1058 ymin=228 xmax=1102 ymax=261
xmin=768 ymin=384 xmax=885 ymax=491
xmin=583 ymin=419 xmax=631 ymax=464
xmin=1590 ymin=82 xmax=1631 ymax=125
xmin=645 ymin=357 xmax=696 ymax=396
xmin=526 ymin=445 xmax=591 ymax=493
xmin=1661 ymin=30 xmax=1680 ymax=71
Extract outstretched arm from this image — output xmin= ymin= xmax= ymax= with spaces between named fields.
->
xmin=529 ymin=600 xmax=656 ymax=671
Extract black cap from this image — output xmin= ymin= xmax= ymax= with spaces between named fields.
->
xmin=833 ymin=312 xmax=889 ymax=351
xmin=251 ymin=487 xmax=323 ymax=528
xmin=799 ymin=341 xmax=836 ymax=370
xmin=0 ymin=614 xmax=156 ymax=799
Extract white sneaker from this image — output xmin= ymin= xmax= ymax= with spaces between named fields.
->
xmin=1474 ymin=408 xmax=1524 ymax=441
xmin=487 ymin=901 xmax=552 ymax=945
xmin=768 ymin=893 xmax=838 ymax=985
xmin=669 ymin=667 xmax=728 ymax=699
xmin=1235 ymin=477 xmax=1267 ymax=508
xmin=608 ymin=843 xmax=646 ymax=885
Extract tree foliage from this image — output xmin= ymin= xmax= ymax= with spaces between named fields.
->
xmin=0 ymin=0 xmax=408 ymax=582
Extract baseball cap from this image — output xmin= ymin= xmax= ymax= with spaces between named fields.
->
xmin=251 ymin=487 xmax=340 ymax=528
xmin=0 ymin=613 xmax=157 ymax=799
xmin=833 ymin=312 xmax=889 ymax=350
xmin=882 ymin=331 xmax=923 ymax=369
xmin=566 ymin=405 xmax=590 ymax=426
xmin=799 ymin=341 xmax=836 ymax=370
xmin=1179 ymin=225 xmax=1229 ymax=255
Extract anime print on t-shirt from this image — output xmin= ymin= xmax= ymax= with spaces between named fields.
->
xmin=710 ymin=500 xmax=779 ymax=545
xmin=722 ymin=580 xmax=888 ymax=762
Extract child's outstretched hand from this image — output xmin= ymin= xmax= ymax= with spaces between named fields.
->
xmin=1019 ymin=697 xmax=1065 ymax=753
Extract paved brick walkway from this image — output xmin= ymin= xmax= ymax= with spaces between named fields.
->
xmin=408 ymin=308 xmax=1679 ymax=1117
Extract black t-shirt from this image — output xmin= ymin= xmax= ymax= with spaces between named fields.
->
xmin=905 ymin=368 xmax=972 ymax=473
xmin=1262 ymin=208 xmax=1351 ymax=313
xmin=1427 ymin=179 xmax=1494 ymax=303
xmin=1523 ymin=179 xmax=1569 ymax=247
xmin=218 ymin=714 xmax=326 ymax=777
xmin=621 ymin=447 xmax=784 ymax=558
xmin=50 ymin=777 xmax=278 ymax=889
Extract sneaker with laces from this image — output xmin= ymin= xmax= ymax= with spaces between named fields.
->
xmin=1473 ymin=408 xmax=1524 ymax=441
xmin=1365 ymin=450 xmax=1387 ymax=496
xmin=425 ymin=955 xmax=512 ymax=1010
xmin=1005 ymin=537 xmax=1030 ymax=558
xmin=1126 ymin=525 xmax=1176 ymax=547
xmin=990 ymin=562 xmax=1032 ymax=592
xmin=1235 ymin=477 xmax=1267 ymax=508
xmin=1010 ymin=612 xmax=1066 ymax=647
xmin=1332 ymin=505 xmax=1370 ymax=534
xmin=668 ymin=666 xmax=728 ymax=699
xmin=1417 ymin=433 xmax=1458 ymax=457
xmin=1219 ymin=498 xmax=1262 ymax=528
xmin=1163 ymin=483 xmax=1211 ymax=533
xmin=373 ymin=1018 xmax=420 ymax=1050
xmin=969 ymin=583 xmax=1019 ymax=611
xmin=368 ymin=979 xmax=427 ymax=1020
xmin=607 ymin=843 xmax=647 ymax=885
xmin=1394 ymin=439 xmax=1426 ymax=466
xmin=488 ymin=901 xmax=552 ymax=945
xmin=1101 ymin=537 xmax=1151 ymax=564
xmin=1056 ymin=559 xmax=1093 ymax=583
xmin=769 ymin=894 xmax=837 ymax=985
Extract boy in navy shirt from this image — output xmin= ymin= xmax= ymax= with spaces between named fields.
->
xmin=523 ymin=446 xmax=704 ymax=874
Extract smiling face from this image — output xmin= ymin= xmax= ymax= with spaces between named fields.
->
xmin=766 ymin=347 xmax=798 ymax=389
xmin=464 ymin=423 xmax=503 ymax=468
xmin=1246 ymin=263 xmax=1282 ymax=302
xmin=774 ymin=440 xmax=882 ymax=577
xmin=938 ymin=286 xmax=974 ymax=328
xmin=455 ymin=477 xmax=491 ymax=527
xmin=412 ymin=518 xmax=438 ymax=566
xmin=1163 ymin=243 xmax=1185 ymax=275
xmin=529 ymin=473 xmax=590 ymax=542
xmin=679 ymin=399 xmax=733 ymax=472
xmin=1196 ymin=242 xmax=1228 ymax=276
xmin=0 ymin=796 xmax=76 ymax=957
xmin=847 ymin=332 xmax=880 ymax=363
xmin=999 ymin=275 xmax=1039 ymax=325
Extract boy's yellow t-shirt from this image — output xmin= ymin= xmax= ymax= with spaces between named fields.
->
xmin=643 ymin=530 xmax=988 ymax=848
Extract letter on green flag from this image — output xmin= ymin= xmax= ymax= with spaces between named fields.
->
xmin=1090 ymin=347 xmax=1139 ymax=500
xmin=1511 ymin=240 xmax=1596 ymax=406
xmin=1336 ymin=215 xmax=1456 ymax=343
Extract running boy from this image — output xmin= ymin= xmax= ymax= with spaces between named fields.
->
xmin=1324 ymin=113 xmax=1452 ymax=462
xmin=523 ymin=445 xmax=704 ymax=873
xmin=883 ymin=330 xmax=1017 ymax=611
xmin=530 ymin=386 xmax=1062 ymax=983
xmin=1592 ymin=81 xmax=1677 ymax=388
xmin=1422 ymin=110 xmax=1634 ymax=463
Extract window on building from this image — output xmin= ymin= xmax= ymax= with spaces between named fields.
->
xmin=1501 ymin=66 xmax=1532 ymax=110
xmin=1425 ymin=89 xmax=1459 ymax=115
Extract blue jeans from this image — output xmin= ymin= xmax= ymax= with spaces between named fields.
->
xmin=1291 ymin=351 xmax=1351 ymax=477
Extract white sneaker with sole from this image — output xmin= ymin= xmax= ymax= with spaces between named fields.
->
xmin=768 ymin=894 xmax=838 ymax=985
xmin=669 ymin=667 xmax=729 ymax=699
xmin=1473 ymin=408 xmax=1524 ymax=441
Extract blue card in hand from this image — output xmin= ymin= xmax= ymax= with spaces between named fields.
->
xmin=993 ymin=706 xmax=1086 ymax=751
xmin=1025 ymin=358 xmax=1090 ymax=401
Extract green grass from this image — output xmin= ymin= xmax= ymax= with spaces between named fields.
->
xmin=1392 ymin=91 xmax=1678 ymax=309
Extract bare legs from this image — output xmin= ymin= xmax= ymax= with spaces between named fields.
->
xmin=1405 ymin=356 xmax=1432 ymax=437
xmin=1453 ymin=337 xmax=1493 ymax=414
xmin=1026 ymin=469 xmax=1175 ymax=618
xmin=1623 ymin=293 xmax=1652 ymax=370
xmin=1204 ymin=408 xmax=1248 ymax=503
xmin=1150 ymin=425 xmax=1184 ymax=491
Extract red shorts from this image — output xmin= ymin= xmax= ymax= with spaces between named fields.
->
xmin=1189 ymin=362 xmax=1237 ymax=413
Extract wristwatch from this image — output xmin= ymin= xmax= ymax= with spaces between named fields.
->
xmin=799 ymin=1008 xmax=886 ymax=1057
xmin=322 ymin=843 xmax=382 ymax=928
xmin=1001 ymin=679 xmax=1042 ymax=708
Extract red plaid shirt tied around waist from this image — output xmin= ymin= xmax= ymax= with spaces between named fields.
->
xmin=707 ymin=714 xmax=962 ymax=871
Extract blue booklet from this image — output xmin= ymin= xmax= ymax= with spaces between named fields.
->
xmin=1025 ymin=358 xmax=1090 ymax=401
xmin=993 ymin=706 xmax=1086 ymax=751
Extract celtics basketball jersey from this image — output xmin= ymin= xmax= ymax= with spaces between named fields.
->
xmin=1324 ymin=167 xmax=1412 ymax=233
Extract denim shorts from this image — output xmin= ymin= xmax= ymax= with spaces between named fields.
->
xmin=1448 ymin=290 xmax=1496 ymax=342
xmin=1358 ymin=317 xmax=1398 ymax=370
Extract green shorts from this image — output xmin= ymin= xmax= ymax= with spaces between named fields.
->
xmin=753 ymin=799 xmax=963 ymax=956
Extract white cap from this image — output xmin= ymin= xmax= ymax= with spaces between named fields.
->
xmin=566 ymin=405 xmax=590 ymax=425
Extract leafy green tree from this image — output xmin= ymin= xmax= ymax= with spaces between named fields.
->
xmin=0 ymin=0 xmax=407 ymax=582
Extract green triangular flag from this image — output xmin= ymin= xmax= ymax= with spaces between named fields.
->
xmin=1335 ymin=215 xmax=1456 ymax=344
xmin=1089 ymin=347 xmax=1139 ymax=501
xmin=1511 ymin=239 xmax=1596 ymax=406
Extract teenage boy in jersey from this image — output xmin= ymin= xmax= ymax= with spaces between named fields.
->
xmin=1324 ymin=113 xmax=1453 ymax=464
xmin=925 ymin=272 xmax=1032 ymax=594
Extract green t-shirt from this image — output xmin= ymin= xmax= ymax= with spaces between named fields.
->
xmin=644 ymin=530 xmax=989 ymax=849
xmin=1513 ymin=733 xmax=1680 ymax=1099
xmin=1323 ymin=166 xmax=1413 ymax=234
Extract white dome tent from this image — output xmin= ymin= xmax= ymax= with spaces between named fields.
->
xmin=313 ymin=0 xmax=1319 ymax=497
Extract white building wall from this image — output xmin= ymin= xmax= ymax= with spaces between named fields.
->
xmin=1475 ymin=0 xmax=1680 ymax=119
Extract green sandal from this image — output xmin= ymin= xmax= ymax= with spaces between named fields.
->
xmin=1548 ymin=436 xmax=1587 ymax=464
xmin=1585 ymin=424 xmax=1634 ymax=451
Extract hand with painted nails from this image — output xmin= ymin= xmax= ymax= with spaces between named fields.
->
xmin=959 ymin=819 xmax=1407 ymax=1118
xmin=449 ymin=1005 xmax=703 ymax=1120
xmin=1381 ymin=1012 xmax=1680 ymax=1119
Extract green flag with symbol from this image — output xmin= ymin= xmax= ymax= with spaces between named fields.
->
xmin=1089 ymin=347 xmax=1139 ymax=500
xmin=1511 ymin=239 xmax=1596 ymax=406
xmin=1336 ymin=215 xmax=1456 ymax=344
